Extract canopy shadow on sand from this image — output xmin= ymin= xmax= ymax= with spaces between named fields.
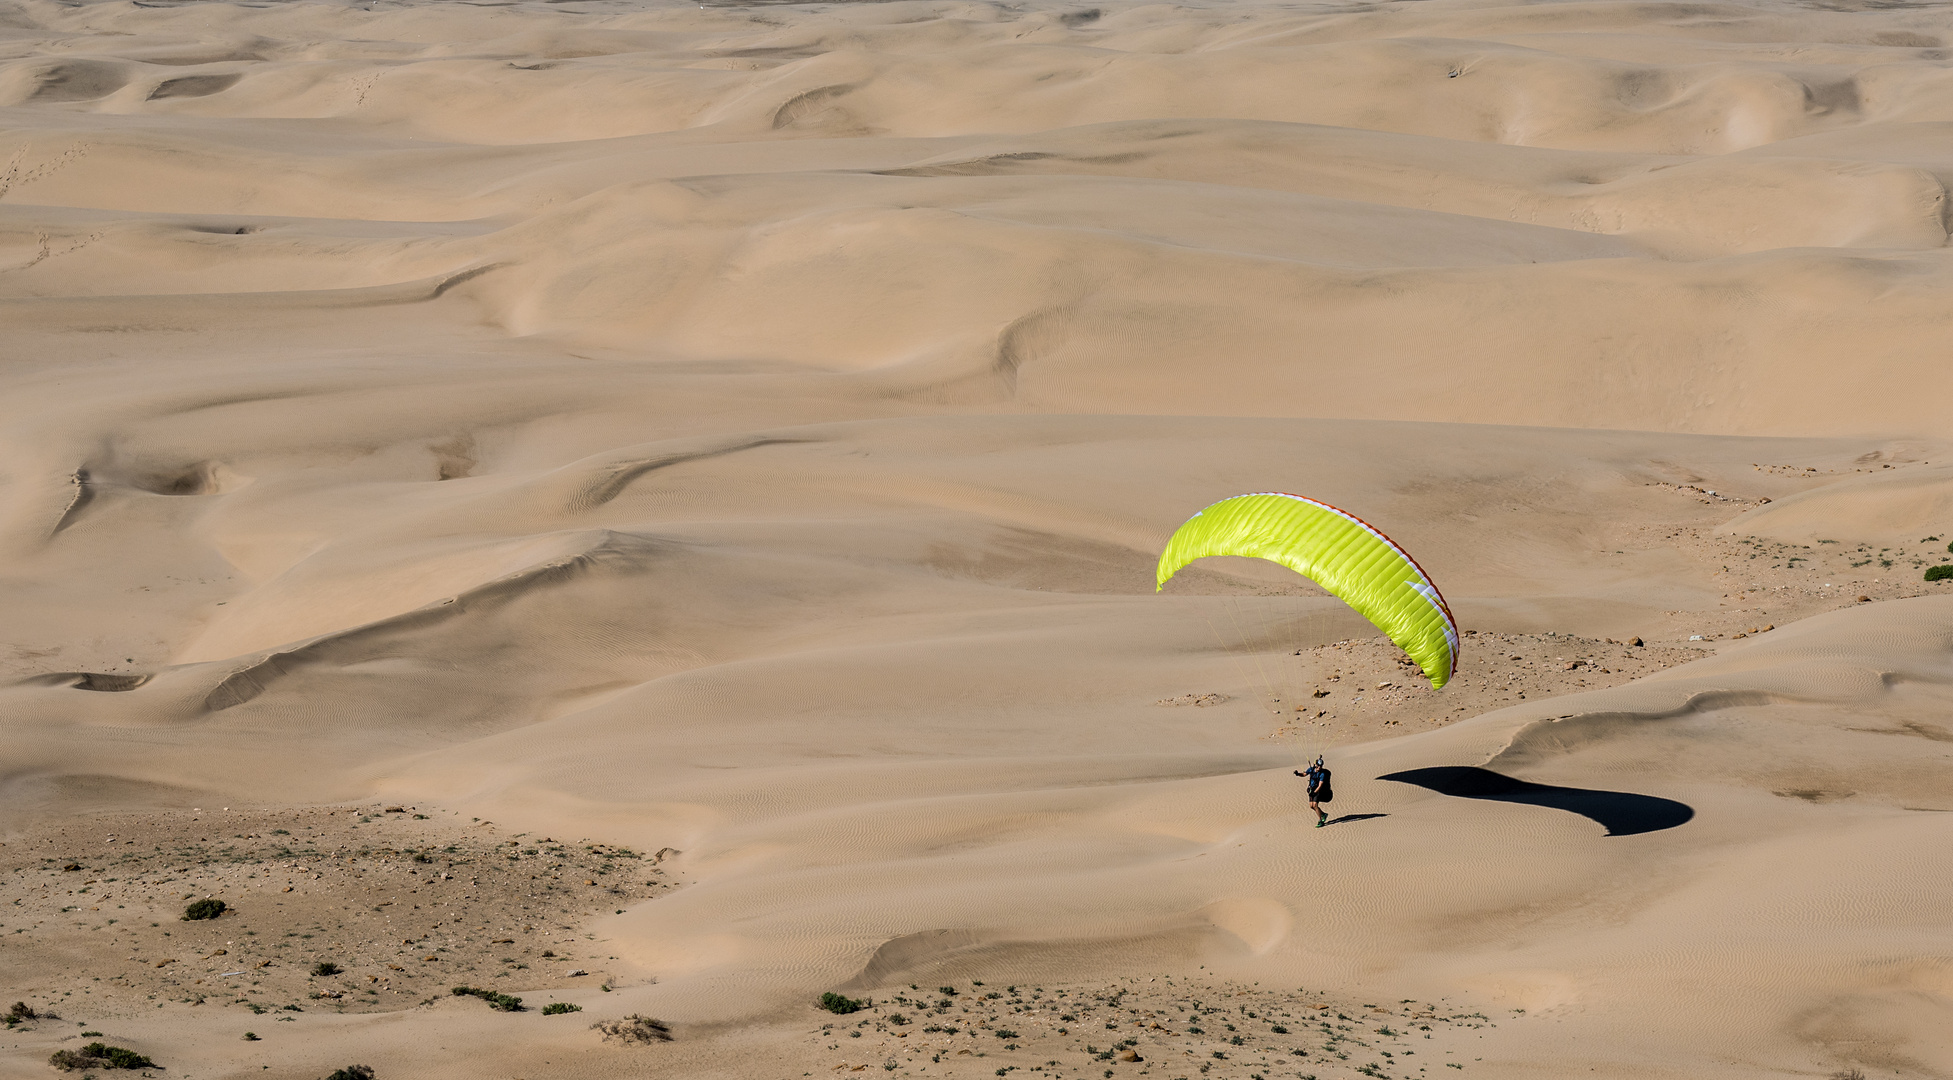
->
xmin=1378 ymin=766 xmax=1694 ymax=836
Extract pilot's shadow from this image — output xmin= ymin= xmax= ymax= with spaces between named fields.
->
xmin=1378 ymin=766 xmax=1693 ymax=836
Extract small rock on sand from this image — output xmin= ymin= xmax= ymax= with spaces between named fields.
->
xmin=1155 ymin=693 xmax=1229 ymax=707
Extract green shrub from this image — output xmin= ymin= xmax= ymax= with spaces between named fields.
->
xmin=95 ymin=1044 xmax=153 ymax=1068
xmin=324 ymin=1068 xmax=376 ymax=1080
xmin=182 ymin=898 xmax=227 ymax=921
xmin=1926 ymin=565 xmax=1953 ymax=581
xmin=820 ymin=992 xmax=869 ymax=1014
xmin=450 ymin=986 xmax=523 ymax=1011
xmin=49 ymin=1043 xmax=155 ymax=1071
xmin=542 ymin=1002 xmax=582 ymax=1015
xmin=312 ymin=962 xmax=342 ymax=977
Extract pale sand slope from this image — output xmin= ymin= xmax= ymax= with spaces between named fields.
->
xmin=4 ymin=0 xmax=1953 ymax=1076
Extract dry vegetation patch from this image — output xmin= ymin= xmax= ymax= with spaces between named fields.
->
xmin=595 ymin=1013 xmax=674 ymax=1043
xmin=1253 ymin=632 xmax=1707 ymax=745
xmin=805 ymin=977 xmax=1502 ymax=1079
xmin=1192 ymin=502 xmax=1953 ymax=750
xmin=1 ymin=804 xmax=683 ymax=1023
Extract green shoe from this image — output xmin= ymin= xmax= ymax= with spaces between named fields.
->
xmin=1315 ymin=818 xmax=1326 ymax=828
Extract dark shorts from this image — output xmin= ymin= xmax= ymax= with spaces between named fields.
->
xmin=1311 ymin=786 xmax=1333 ymax=804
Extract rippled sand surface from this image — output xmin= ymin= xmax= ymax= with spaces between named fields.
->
xmin=4 ymin=0 xmax=1953 ymax=1075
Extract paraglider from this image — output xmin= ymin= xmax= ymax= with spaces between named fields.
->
xmin=1296 ymin=756 xmax=1334 ymax=827
xmin=1156 ymin=492 xmax=1458 ymax=689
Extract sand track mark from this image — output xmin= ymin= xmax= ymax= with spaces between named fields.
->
xmin=0 ymin=142 xmax=88 ymax=202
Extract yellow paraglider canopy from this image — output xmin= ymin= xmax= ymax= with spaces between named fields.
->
xmin=1157 ymin=493 xmax=1458 ymax=688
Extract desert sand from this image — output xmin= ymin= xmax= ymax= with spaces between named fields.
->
xmin=4 ymin=0 xmax=1953 ymax=1075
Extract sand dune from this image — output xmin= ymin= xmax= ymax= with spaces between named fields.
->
xmin=5 ymin=0 xmax=1953 ymax=1077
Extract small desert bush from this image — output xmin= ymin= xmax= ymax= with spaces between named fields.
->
xmin=542 ymin=1002 xmax=582 ymax=1015
xmin=182 ymin=898 xmax=227 ymax=920
xmin=49 ymin=1042 xmax=154 ymax=1071
xmin=594 ymin=1014 xmax=673 ymax=1043
xmin=324 ymin=1068 xmax=377 ymax=1080
xmin=820 ymin=992 xmax=869 ymax=1014
xmin=1926 ymin=565 xmax=1953 ymax=581
xmin=451 ymin=985 xmax=524 ymax=1011
xmin=312 ymin=961 xmax=342 ymax=977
